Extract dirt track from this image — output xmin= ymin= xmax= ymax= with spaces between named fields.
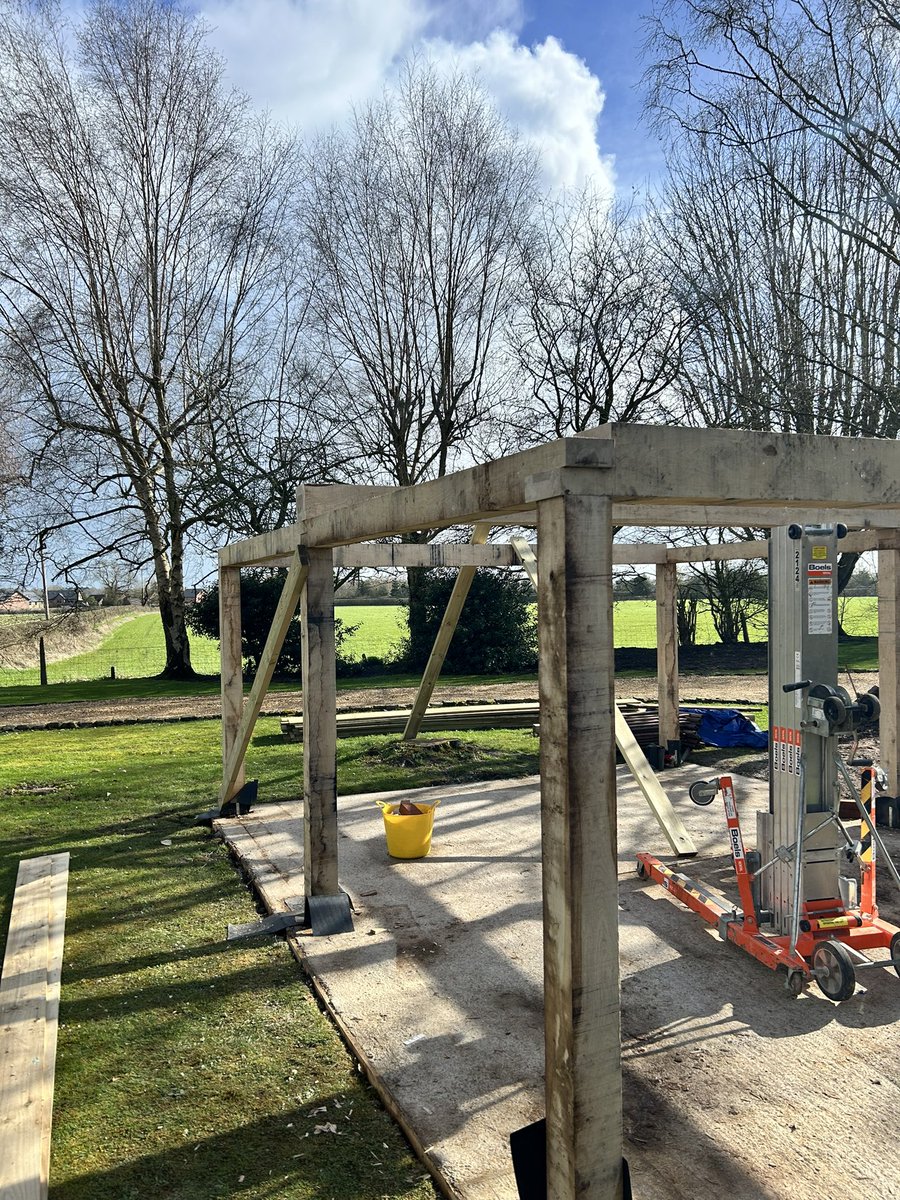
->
xmin=0 ymin=669 xmax=879 ymax=731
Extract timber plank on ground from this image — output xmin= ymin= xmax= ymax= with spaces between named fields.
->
xmin=279 ymin=700 xmax=714 ymax=748
xmin=282 ymin=702 xmax=541 ymax=741
xmin=0 ymin=852 xmax=69 ymax=1200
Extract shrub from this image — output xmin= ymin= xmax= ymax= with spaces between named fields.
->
xmin=186 ymin=569 xmax=358 ymax=677
xmin=398 ymin=568 xmax=537 ymax=675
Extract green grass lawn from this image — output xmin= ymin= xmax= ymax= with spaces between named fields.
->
xmin=0 ymin=721 xmax=542 ymax=1198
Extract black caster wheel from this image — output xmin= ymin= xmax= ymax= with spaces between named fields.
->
xmin=688 ymin=779 xmax=718 ymax=807
xmin=813 ymin=940 xmax=857 ymax=1002
xmin=785 ymin=969 xmax=804 ymax=997
xmin=891 ymin=931 xmax=900 ymax=980
xmin=636 ymin=859 xmax=649 ymax=880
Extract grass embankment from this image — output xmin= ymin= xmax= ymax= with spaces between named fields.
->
xmin=0 ymin=609 xmax=146 ymax=678
xmin=0 ymin=613 xmax=222 ymax=687
xmin=0 ymin=606 xmax=403 ymax=688
xmin=1 ymin=721 xmax=538 ymax=1198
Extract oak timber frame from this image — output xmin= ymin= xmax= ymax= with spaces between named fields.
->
xmin=217 ymin=424 xmax=900 ymax=1200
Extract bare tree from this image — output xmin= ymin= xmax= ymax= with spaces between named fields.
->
xmin=648 ymin=0 xmax=900 ymax=267
xmin=509 ymin=192 xmax=685 ymax=442
xmin=0 ymin=0 xmax=300 ymax=675
xmin=303 ymin=60 xmax=537 ymax=490
xmin=651 ymin=79 xmax=900 ymax=599
xmin=656 ymin=114 xmax=900 ymax=441
xmin=189 ymin=287 xmax=357 ymax=547
xmin=94 ymin=556 xmax=137 ymax=606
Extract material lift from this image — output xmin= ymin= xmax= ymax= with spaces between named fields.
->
xmin=637 ymin=523 xmax=900 ymax=1001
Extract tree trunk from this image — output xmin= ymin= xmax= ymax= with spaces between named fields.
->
xmin=837 ymin=551 xmax=861 ymax=640
xmin=153 ymin=549 xmax=195 ymax=679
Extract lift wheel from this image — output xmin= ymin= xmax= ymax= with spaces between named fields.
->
xmin=688 ymin=779 xmax=719 ymax=807
xmin=813 ymin=940 xmax=857 ymax=1002
xmin=784 ymin=969 xmax=805 ymax=997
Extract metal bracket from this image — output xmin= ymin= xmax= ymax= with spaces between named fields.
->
xmin=227 ymin=892 xmax=355 ymax=939
xmin=509 ymin=1117 xmax=632 ymax=1200
xmin=227 ymin=895 xmax=306 ymax=941
xmin=306 ymin=891 xmax=354 ymax=936
xmin=196 ymin=779 xmax=259 ymax=825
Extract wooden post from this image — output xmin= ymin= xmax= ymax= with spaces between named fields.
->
xmin=536 ymin=488 xmax=622 ymax=1200
xmin=301 ymin=546 xmax=339 ymax=897
xmin=401 ymin=522 xmax=493 ymax=740
xmin=655 ymin=561 xmax=680 ymax=746
xmin=516 ymin=539 xmax=695 ymax=857
xmin=219 ymin=553 xmax=308 ymax=805
xmin=219 ymin=565 xmax=245 ymax=799
xmin=878 ymin=545 xmax=900 ymax=794
xmin=38 ymin=637 xmax=48 ymax=687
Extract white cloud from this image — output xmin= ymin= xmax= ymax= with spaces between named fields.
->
xmin=426 ymin=31 xmax=615 ymax=195
xmin=199 ymin=0 xmax=614 ymax=193
xmin=200 ymin=0 xmax=429 ymax=128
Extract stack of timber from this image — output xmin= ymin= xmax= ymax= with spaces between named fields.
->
xmin=0 ymin=852 xmax=69 ymax=1200
xmin=281 ymin=700 xmax=539 ymax=741
xmin=280 ymin=700 xmax=712 ymax=749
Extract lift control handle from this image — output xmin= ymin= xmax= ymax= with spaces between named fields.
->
xmin=783 ymin=680 xmax=811 ymax=693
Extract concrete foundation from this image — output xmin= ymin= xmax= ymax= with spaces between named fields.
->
xmin=216 ymin=767 xmax=900 ymax=1200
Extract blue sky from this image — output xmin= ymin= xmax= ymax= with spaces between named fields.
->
xmin=197 ymin=0 xmax=663 ymax=196
xmin=522 ymin=1 xmax=663 ymax=188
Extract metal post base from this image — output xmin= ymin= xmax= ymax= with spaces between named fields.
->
xmin=509 ymin=1117 xmax=632 ymax=1199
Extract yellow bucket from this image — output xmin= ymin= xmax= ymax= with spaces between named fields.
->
xmin=376 ymin=799 xmax=440 ymax=859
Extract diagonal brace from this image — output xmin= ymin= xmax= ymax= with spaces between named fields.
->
xmin=402 ymin=522 xmax=493 ymax=740
xmin=219 ymin=551 xmax=309 ymax=804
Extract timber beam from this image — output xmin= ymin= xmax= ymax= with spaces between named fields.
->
xmin=221 ymin=426 xmax=900 ymax=558
xmin=295 ymin=424 xmax=900 ymax=545
xmin=221 ymin=529 xmax=882 ymax=571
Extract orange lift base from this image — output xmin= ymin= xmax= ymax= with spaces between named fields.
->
xmin=636 ymin=776 xmax=900 ymax=999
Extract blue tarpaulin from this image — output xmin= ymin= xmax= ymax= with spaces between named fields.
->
xmin=683 ymin=707 xmax=768 ymax=750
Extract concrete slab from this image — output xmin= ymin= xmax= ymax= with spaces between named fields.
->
xmin=216 ymin=767 xmax=900 ymax=1200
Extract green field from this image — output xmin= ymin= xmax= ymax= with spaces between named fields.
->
xmin=0 ymin=596 xmax=880 ymax=688
xmin=338 ymin=605 xmax=406 ymax=660
xmin=611 ymin=595 xmax=878 ymax=647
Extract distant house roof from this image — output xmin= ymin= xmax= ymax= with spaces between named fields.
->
xmin=0 ymin=589 xmax=37 ymax=611
xmin=46 ymin=588 xmax=83 ymax=607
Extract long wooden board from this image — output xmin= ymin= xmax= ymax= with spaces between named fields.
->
xmin=613 ymin=708 xmax=695 ymax=856
xmin=0 ymin=852 xmax=70 ymax=1200
xmin=282 ymin=701 xmax=540 ymax=740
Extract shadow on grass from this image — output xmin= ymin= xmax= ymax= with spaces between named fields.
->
xmin=56 ymin=950 xmax=312 ymax=1027
xmin=52 ymin=1091 xmax=426 ymax=1200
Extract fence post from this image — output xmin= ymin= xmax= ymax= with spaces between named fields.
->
xmin=39 ymin=637 xmax=48 ymax=686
